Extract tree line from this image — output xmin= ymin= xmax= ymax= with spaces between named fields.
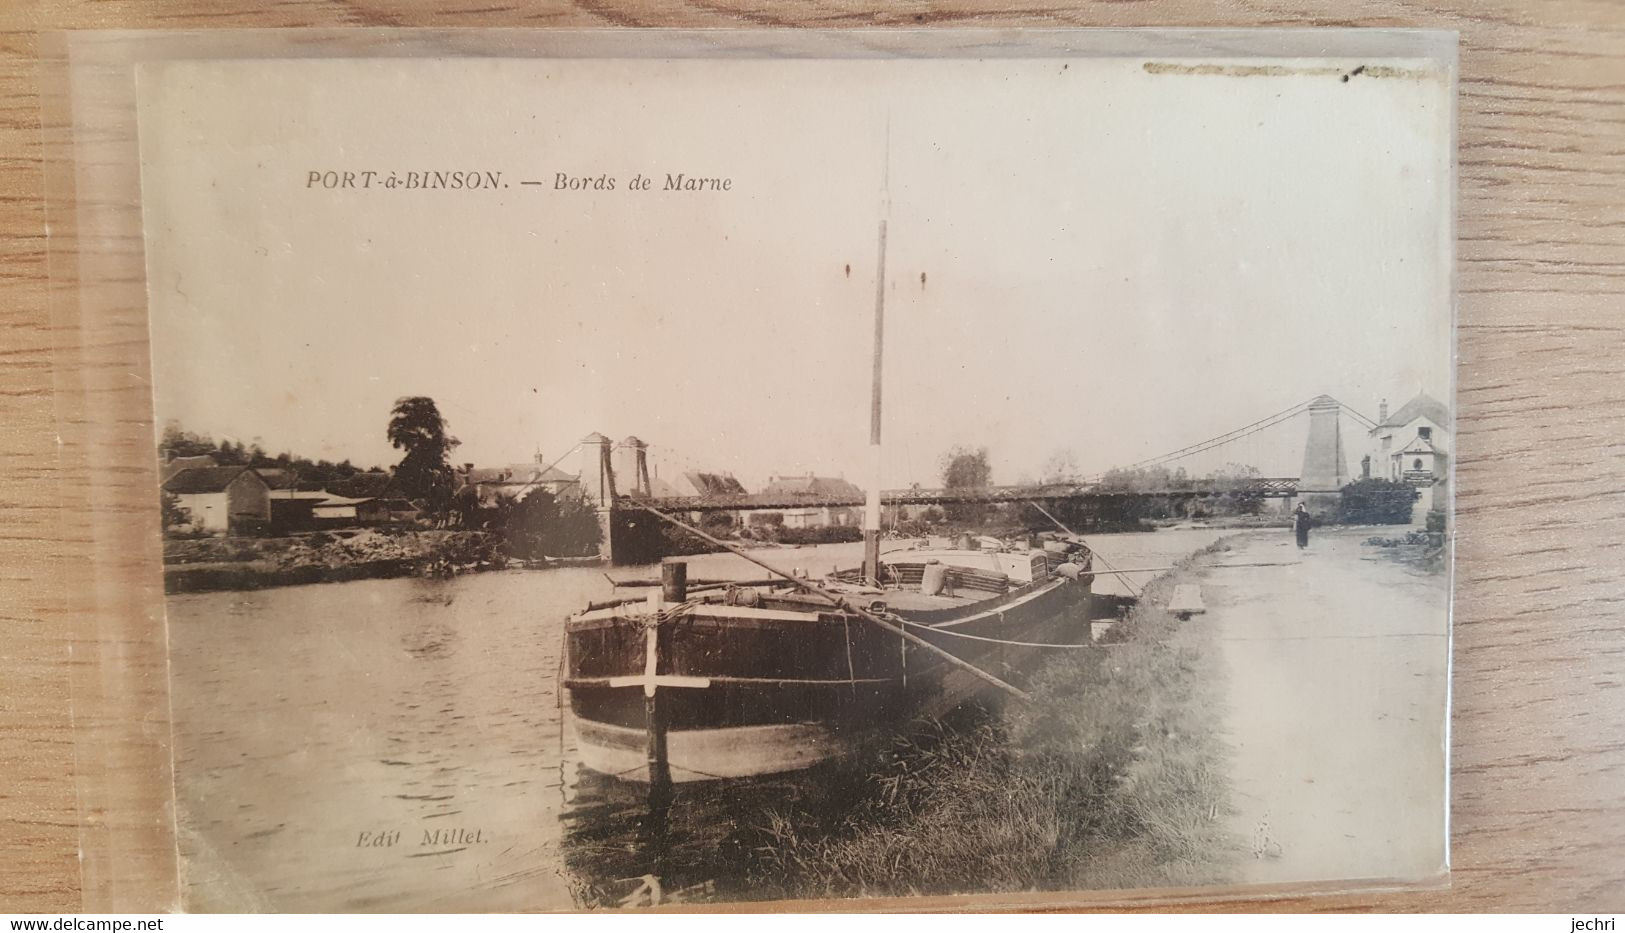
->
xmin=159 ymin=423 xmax=384 ymax=488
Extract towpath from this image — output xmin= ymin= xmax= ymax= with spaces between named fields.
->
xmin=1198 ymin=526 xmax=1450 ymax=887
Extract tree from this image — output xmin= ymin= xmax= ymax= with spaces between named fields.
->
xmin=497 ymin=489 xmax=603 ymax=560
xmin=159 ymin=421 xmax=218 ymax=459
xmin=159 ymin=423 xmax=369 ymax=494
xmin=1040 ymin=449 xmax=1082 ymax=485
xmin=388 ymin=396 xmax=460 ymax=519
xmin=940 ymin=445 xmax=993 ymax=524
xmin=160 ymin=490 xmax=192 ymax=533
xmin=1208 ymin=462 xmax=1264 ymax=515
xmin=1094 ymin=465 xmax=1176 ymax=524
xmin=941 ymin=445 xmax=992 ymax=489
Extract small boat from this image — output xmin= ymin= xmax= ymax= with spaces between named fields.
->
xmin=563 ymin=537 xmax=1098 ymax=783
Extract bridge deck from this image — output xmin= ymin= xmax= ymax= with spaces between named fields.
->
xmin=627 ymin=479 xmax=1300 ymax=513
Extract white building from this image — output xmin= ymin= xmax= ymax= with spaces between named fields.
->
xmin=161 ymin=466 xmax=272 ymax=534
xmin=1368 ymin=392 xmax=1450 ymax=518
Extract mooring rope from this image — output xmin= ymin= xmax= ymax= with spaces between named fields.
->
xmin=1027 ymin=500 xmax=1141 ymax=597
xmin=889 ymin=615 xmax=1097 ymax=650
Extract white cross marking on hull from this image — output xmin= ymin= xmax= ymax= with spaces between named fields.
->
xmin=606 ymin=610 xmax=711 ymax=696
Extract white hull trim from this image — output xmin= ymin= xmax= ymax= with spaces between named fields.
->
xmin=572 ymin=718 xmax=847 ymax=784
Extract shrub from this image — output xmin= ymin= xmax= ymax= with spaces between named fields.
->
xmin=1336 ymin=478 xmax=1419 ymax=525
xmin=160 ymin=491 xmax=192 ymax=534
xmin=701 ymin=511 xmax=739 ymax=535
xmin=231 ymin=516 xmax=273 ymax=537
xmin=777 ymin=525 xmax=863 ymax=545
xmin=498 ymin=489 xmax=603 ymax=559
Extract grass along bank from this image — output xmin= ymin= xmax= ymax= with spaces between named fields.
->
xmin=739 ymin=539 xmax=1241 ymax=901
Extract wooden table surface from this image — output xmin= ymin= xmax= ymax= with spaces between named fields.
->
xmin=3 ymin=0 xmax=1622 ymax=914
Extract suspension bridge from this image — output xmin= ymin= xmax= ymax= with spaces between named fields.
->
xmin=547 ymin=394 xmax=1375 ymax=563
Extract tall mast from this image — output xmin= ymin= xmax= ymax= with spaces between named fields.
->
xmin=863 ymin=121 xmax=890 ymax=585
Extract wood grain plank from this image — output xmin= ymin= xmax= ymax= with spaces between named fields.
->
xmin=2 ymin=0 xmax=1622 ymax=913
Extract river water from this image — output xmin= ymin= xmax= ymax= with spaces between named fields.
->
xmin=167 ymin=528 xmax=1233 ymax=911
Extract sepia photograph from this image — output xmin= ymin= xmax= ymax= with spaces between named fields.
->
xmin=133 ymin=37 xmax=1455 ymax=911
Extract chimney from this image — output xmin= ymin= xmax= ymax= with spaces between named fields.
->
xmin=1378 ymin=399 xmax=1389 ymax=423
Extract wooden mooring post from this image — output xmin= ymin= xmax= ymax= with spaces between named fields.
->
xmin=645 ymin=685 xmax=671 ymax=796
xmin=661 ymin=561 xmax=687 ymax=602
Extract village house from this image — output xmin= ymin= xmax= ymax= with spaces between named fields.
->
xmin=162 ymin=466 xmax=272 ymax=534
xmin=324 ymin=471 xmax=396 ymax=500
xmin=266 ymin=487 xmax=328 ymax=530
xmin=306 ymin=472 xmax=420 ymax=526
xmin=1368 ymin=392 xmax=1450 ymax=518
xmin=157 ymin=446 xmax=424 ymax=533
xmin=456 ymin=457 xmax=582 ymax=509
xmin=247 ymin=470 xmax=421 ymax=532
xmin=648 ymin=469 xmax=747 ymax=500
xmin=643 ymin=468 xmax=750 ymax=527
xmin=755 ymin=473 xmax=865 ymax=528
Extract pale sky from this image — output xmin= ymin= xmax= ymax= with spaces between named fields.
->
xmin=138 ymin=55 xmax=1452 ymax=489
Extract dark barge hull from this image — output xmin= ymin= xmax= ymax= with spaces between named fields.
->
xmin=564 ymin=570 xmax=1095 ymax=783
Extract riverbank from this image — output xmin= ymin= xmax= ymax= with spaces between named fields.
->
xmin=163 ymin=529 xmax=507 ymax=594
xmin=1206 ymin=527 xmax=1448 ymax=885
xmin=739 ymin=541 xmax=1239 ymax=901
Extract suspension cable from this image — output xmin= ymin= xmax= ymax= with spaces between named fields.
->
xmin=1087 ymin=399 xmax=1313 ymax=480
xmin=500 ymin=442 xmax=584 ymax=500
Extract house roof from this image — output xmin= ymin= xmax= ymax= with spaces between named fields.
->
xmin=163 ymin=466 xmax=265 ymax=494
xmin=255 ymin=468 xmax=298 ymax=490
xmin=647 ymin=474 xmax=684 ymax=498
xmin=368 ymin=498 xmax=419 ymax=511
xmin=159 ymin=455 xmax=218 ymax=482
xmin=312 ymin=493 xmax=370 ymax=507
xmin=1376 ymin=392 xmax=1449 ymax=431
xmin=643 ymin=471 xmax=747 ymax=498
xmin=463 ymin=463 xmax=578 ymax=486
xmin=761 ymin=474 xmax=864 ymax=498
xmin=327 ymin=472 xmax=397 ymax=499
xmin=538 ymin=465 xmax=578 ymax=484
xmin=684 ymin=471 xmax=748 ymax=497
xmin=1397 ymin=435 xmax=1445 ymax=456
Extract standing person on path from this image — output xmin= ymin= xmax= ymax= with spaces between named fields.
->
xmin=1293 ymin=502 xmax=1312 ymax=549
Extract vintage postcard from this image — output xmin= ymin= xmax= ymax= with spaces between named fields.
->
xmin=135 ymin=34 xmax=1454 ymax=911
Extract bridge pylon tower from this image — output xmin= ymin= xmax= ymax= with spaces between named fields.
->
xmin=1298 ymin=395 xmax=1350 ymax=516
xmin=580 ymin=432 xmax=619 ymax=563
